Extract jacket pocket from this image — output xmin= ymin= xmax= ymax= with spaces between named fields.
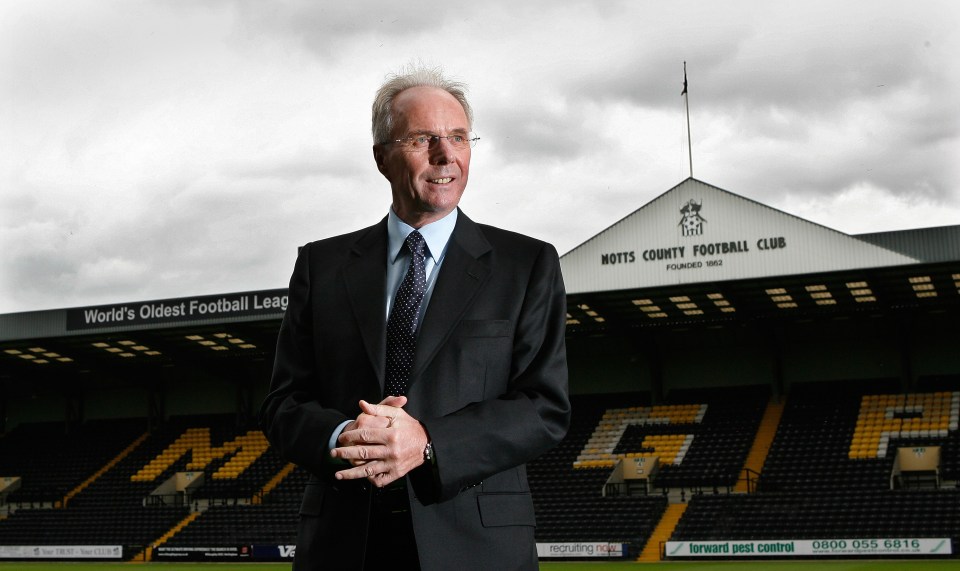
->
xmin=477 ymin=492 xmax=536 ymax=527
xmin=459 ymin=319 xmax=511 ymax=338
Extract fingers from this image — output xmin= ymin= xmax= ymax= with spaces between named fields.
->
xmin=350 ymin=396 xmax=407 ymax=430
xmin=334 ymin=461 xmax=398 ymax=486
xmin=346 ymin=397 xmax=407 ymax=431
xmin=332 ymin=442 xmax=402 ymax=487
xmin=330 ymin=396 xmax=417 ymax=486
xmin=331 ymin=423 xmax=424 ymax=484
xmin=358 ymin=399 xmax=407 ymax=425
xmin=333 ymin=424 xmax=399 ymax=460
xmin=332 ymin=439 xmax=386 ymax=461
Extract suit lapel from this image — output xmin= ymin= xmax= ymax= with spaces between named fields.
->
xmin=342 ymin=218 xmax=389 ymax=390
xmin=411 ymin=211 xmax=491 ymax=383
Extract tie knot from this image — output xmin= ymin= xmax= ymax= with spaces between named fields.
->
xmin=405 ymin=230 xmax=427 ymax=258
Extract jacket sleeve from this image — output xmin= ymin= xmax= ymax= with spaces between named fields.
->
xmin=258 ymin=242 xmax=350 ymax=477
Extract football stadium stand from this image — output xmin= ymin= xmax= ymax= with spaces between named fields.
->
xmin=1 ymin=382 xmax=957 ymax=561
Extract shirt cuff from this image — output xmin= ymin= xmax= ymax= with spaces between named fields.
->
xmin=328 ymin=420 xmax=352 ymax=453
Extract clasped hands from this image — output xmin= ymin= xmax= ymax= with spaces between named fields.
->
xmin=331 ymin=396 xmax=428 ymax=487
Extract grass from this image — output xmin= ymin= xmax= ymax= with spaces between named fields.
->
xmin=0 ymin=561 xmax=958 ymax=570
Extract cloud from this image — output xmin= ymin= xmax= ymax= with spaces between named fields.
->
xmin=1 ymin=0 xmax=958 ymax=313
xmin=778 ymin=180 xmax=960 ymax=234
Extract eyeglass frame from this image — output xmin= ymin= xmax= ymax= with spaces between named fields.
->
xmin=378 ymin=131 xmax=480 ymax=151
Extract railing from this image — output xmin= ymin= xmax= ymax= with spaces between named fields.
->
xmin=144 ymin=493 xmax=192 ymax=507
xmin=738 ymin=468 xmax=760 ymax=493
xmin=604 ymin=482 xmax=625 ymax=496
xmin=604 ymin=482 xmax=748 ymax=502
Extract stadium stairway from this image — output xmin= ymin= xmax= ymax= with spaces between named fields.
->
xmin=636 ymin=503 xmax=686 ymax=562
xmin=62 ymin=432 xmax=149 ymax=508
xmin=734 ymin=398 xmax=785 ymax=493
xmin=135 ymin=511 xmax=201 ymax=562
xmin=252 ymin=462 xmax=296 ymax=505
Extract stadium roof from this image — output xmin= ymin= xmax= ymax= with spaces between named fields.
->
xmin=1 ymin=178 xmax=958 ymax=384
xmin=560 ymin=178 xmax=960 ymax=334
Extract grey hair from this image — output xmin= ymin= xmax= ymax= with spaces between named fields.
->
xmin=371 ymin=64 xmax=473 ymax=144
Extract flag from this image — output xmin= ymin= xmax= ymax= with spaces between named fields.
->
xmin=681 ymin=62 xmax=687 ymax=96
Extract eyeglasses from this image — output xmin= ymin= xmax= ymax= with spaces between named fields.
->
xmin=381 ymin=132 xmax=479 ymax=152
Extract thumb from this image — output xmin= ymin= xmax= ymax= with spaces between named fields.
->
xmin=378 ymin=395 xmax=408 ymax=408
xmin=357 ymin=396 xmax=407 ymax=417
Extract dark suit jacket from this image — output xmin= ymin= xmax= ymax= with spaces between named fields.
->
xmin=259 ymin=210 xmax=570 ymax=571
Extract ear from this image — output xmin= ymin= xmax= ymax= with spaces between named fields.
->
xmin=373 ymin=145 xmax=389 ymax=178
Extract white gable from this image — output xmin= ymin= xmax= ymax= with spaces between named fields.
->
xmin=561 ymin=179 xmax=919 ymax=295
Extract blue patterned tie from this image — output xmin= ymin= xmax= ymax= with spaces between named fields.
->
xmin=385 ymin=230 xmax=428 ymax=396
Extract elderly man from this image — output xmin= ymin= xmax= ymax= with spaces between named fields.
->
xmin=260 ymin=65 xmax=570 ymax=571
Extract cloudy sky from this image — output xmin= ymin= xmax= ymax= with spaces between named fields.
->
xmin=2 ymin=0 xmax=958 ymax=314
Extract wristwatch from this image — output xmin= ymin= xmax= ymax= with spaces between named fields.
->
xmin=423 ymin=441 xmax=435 ymax=465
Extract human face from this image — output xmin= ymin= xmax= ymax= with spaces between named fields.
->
xmin=373 ymin=86 xmax=471 ymax=228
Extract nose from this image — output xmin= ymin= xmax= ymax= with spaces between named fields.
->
xmin=428 ymin=137 xmax=457 ymax=165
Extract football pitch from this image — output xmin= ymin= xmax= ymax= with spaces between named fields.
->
xmin=1 ymin=561 xmax=958 ymax=570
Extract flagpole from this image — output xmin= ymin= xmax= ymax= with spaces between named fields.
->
xmin=683 ymin=61 xmax=693 ymax=178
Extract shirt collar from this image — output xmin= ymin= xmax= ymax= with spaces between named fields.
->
xmin=387 ymin=207 xmax=458 ymax=263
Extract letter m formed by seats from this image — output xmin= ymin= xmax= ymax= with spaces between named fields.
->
xmin=130 ymin=428 xmax=268 ymax=482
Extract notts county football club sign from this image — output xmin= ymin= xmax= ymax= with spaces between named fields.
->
xmin=601 ymin=197 xmax=780 ymax=272
xmin=559 ymin=179 xmax=920 ymax=294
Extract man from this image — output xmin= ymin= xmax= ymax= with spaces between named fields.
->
xmin=259 ymin=65 xmax=570 ymax=571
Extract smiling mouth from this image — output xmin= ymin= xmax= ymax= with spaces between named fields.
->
xmin=429 ymin=178 xmax=453 ymax=184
